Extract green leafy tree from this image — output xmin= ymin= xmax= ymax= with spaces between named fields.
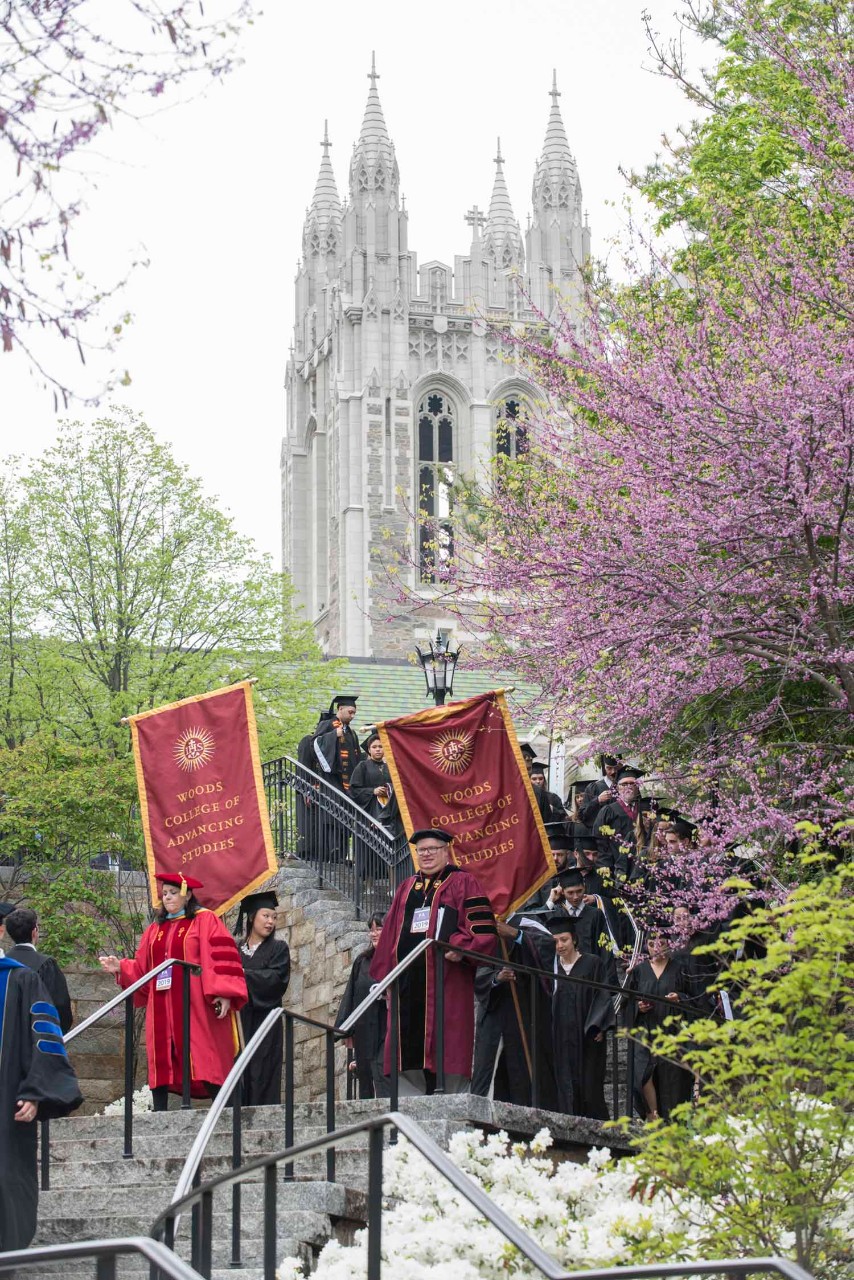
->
xmin=623 ymin=849 xmax=854 ymax=1278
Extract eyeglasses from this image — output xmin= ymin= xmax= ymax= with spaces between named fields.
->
xmin=417 ymin=846 xmax=448 ymax=855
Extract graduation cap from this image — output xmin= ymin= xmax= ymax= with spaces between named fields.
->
xmin=545 ymin=913 xmax=578 ymax=936
xmin=361 ymin=730 xmax=380 ymax=751
xmin=669 ymin=817 xmax=698 ymax=842
xmin=408 ymin=828 xmax=453 ymax=845
xmin=615 ymin=766 xmax=644 ymax=783
xmin=556 ymin=868 xmax=584 ymax=889
xmin=0 ymin=900 xmax=15 ymax=921
xmin=530 ymin=760 xmax=549 ymax=774
xmin=156 ymin=872 xmax=203 ymax=890
xmin=543 ymin=821 xmax=574 ymax=852
xmin=519 ymin=743 xmax=536 ymax=761
xmin=597 ymin=753 xmax=623 ymax=771
xmin=331 ymin=694 xmax=359 ymax=711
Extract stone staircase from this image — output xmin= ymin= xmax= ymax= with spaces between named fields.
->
xmin=31 ymin=1096 xmax=633 ymax=1278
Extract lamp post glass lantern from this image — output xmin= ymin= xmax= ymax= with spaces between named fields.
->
xmin=415 ymin=632 xmax=461 ymax=706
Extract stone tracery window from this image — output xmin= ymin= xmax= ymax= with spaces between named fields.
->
xmin=417 ymin=391 xmax=455 ymax=583
xmin=495 ymin=397 xmax=528 ymax=460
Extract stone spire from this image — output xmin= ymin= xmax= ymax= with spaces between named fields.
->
xmin=303 ymin=121 xmax=342 ymax=259
xmin=532 ymin=69 xmax=578 ymax=214
xmin=349 ymin=52 xmax=399 ymax=198
xmin=483 ymin=137 xmax=524 ymax=269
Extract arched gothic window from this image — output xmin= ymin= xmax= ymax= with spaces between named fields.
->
xmin=495 ymin=397 xmax=528 ymax=460
xmin=417 ymin=391 xmax=455 ymax=583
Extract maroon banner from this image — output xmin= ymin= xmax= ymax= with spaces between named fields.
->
xmin=377 ymin=690 xmax=555 ymax=918
xmin=128 ymin=681 xmax=277 ymax=915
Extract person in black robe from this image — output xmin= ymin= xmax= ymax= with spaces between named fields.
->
xmin=574 ymin=835 xmax=623 ymax=942
xmin=335 ymin=913 xmax=389 ymax=1098
xmin=4 ymin=908 xmax=73 ymax=1033
xmin=0 ymin=954 xmax=82 ymax=1250
xmin=236 ymin=891 xmax=291 ymax=1106
xmin=349 ymin=734 xmax=404 ymax=882
xmin=471 ymin=920 xmax=557 ymax=1110
xmin=623 ymin=933 xmax=695 ymax=1119
xmin=313 ymin=695 xmax=364 ymax=864
xmin=672 ymin=905 xmax=722 ymax=1017
xmin=517 ymin=824 xmax=574 ymax=914
xmin=592 ymin=767 xmax=653 ymax=881
xmin=529 ymin=762 xmax=566 ymax=825
xmin=295 ymin=710 xmax=329 ymax=862
xmin=578 ymin=754 xmax=622 ymax=828
xmin=544 ymin=914 xmax=616 ymax=1120
xmin=549 ymin=870 xmax=620 ymax=984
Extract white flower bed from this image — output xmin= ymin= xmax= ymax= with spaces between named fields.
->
xmin=278 ymin=1128 xmax=699 ymax=1279
xmin=101 ymin=1085 xmax=153 ymax=1115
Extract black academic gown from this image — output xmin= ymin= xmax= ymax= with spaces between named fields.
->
xmin=239 ymin=935 xmax=291 ymax=1106
xmin=312 ymin=720 xmax=362 ymax=793
xmin=623 ymin=955 xmax=695 ymax=1119
xmin=335 ymin=948 xmax=389 ymax=1099
xmin=579 ymin=778 xmax=616 ymax=830
xmin=593 ymin=797 xmax=655 ymax=879
xmin=472 ymin=929 xmax=557 ymax=1111
xmin=0 ymin=957 xmax=82 ymax=1250
xmin=7 ymin=945 xmax=73 ymax=1034
xmin=550 ymin=952 xmax=616 ymax=1120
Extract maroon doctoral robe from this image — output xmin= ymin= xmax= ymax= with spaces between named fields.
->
xmin=370 ymin=864 xmax=498 ymax=1078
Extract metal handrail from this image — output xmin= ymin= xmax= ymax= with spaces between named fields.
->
xmin=64 ymin=958 xmax=199 ymax=1045
xmin=39 ymin=957 xmax=201 ymax=1191
xmin=0 ymin=1235 xmax=205 ymax=1280
xmin=170 ymin=938 xmax=433 ymax=1207
xmin=151 ymin=1111 xmax=817 ymax=1280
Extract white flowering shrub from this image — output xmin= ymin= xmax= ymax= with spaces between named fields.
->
xmin=279 ymin=1128 xmax=698 ymax=1280
xmin=101 ymin=1084 xmax=153 ymax=1115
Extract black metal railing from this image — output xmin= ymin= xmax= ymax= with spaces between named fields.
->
xmin=150 ymin=1109 xmax=816 ymax=1280
xmin=0 ymin=1234 xmax=205 ymax=1280
xmin=156 ymin=935 xmax=701 ymax=1273
xmin=41 ymin=959 xmax=200 ymax=1190
xmin=165 ymin=941 xmax=432 ymax=1270
xmin=262 ymin=754 xmax=412 ymax=917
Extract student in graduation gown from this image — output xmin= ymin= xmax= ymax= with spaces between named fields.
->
xmin=545 ymin=914 xmax=616 ymax=1120
xmin=518 ymin=824 xmax=574 ymax=913
xmin=99 ymin=873 xmax=248 ymax=1109
xmin=623 ymin=932 xmax=695 ymax=1119
xmin=578 ymin=755 xmax=622 ymax=829
xmin=551 ymin=869 xmax=620 ymax=984
xmin=471 ymin=919 xmax=558 ymax=1110
xmin=236 ymin=891 xmax=291 ymax=1105
xmin=592 ymin=767 xmax=653 ymax=880
xmin=295 ymin=710 xmax=329 ymax=862
xmin=370 ymin=829 xmax=498 ymax=1095
xmin=335 ymin=913 xmax=389 ymax=1098
xmin=529 ymin=762 xmax=566 ymax=825
xmin=0 ymin=954 xmax=82 ymax=1250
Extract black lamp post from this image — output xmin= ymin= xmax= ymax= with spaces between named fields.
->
xmin=415 ymin=632 xmax=462 ymax=706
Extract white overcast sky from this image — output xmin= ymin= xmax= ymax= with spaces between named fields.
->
xmin=2 ymin=0 xmax=708 ymax=566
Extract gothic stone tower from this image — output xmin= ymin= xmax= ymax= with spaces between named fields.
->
xmin=282 ymin=61 xmax=590 ymax=657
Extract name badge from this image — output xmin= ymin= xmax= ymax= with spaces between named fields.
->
xmin=410 ymin=907 xmax=431 ymax=934
xmin=156 ymin=965 xmax=173 ymax=991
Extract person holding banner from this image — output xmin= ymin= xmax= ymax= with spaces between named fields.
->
xmin=370 ymin=829 xmax=498 ymax=1095
xmin=99 ymin=873 xmax=248 ymax=1110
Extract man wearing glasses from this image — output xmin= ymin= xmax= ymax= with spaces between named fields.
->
xmin=370 ymin=829 xmax=498 ymax=1096
xmin=592 ymin=767 xmax=653 ymax=882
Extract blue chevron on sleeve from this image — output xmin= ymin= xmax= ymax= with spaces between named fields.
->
xmin=32 ymin=1000 xmax=60 ymax=1017
xmin=33 ymin=1019 xmax=63 ymax=1035
xmin=37 ymin=1039 xmax=68 ymax=1056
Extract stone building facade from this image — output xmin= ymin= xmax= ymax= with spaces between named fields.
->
xmin=282 ymin=61 xmax=589 ymax=658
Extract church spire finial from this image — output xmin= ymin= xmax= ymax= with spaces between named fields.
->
xmin=550 ymin=69 xmax=561 ymax=104
xmin=494 ymin=137 xmax=504 ymax=168
xmin=368 ymin=51 xmax=380 ymax=88
xmin=321 ymin=119 xmax=331 ymax=156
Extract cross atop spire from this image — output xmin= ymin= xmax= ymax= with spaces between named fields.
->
xmin=368 ymin=51 xmax=380 ymax=87
xmin=465 ymin=205 xmax=486 ymax=231
xmin=550 ymin=69 xmax=561 ymax=104
xmin=321 ymin=120 xmax=331 ymax=156
xmin=494 ymin=137 xmax=504 ymax=168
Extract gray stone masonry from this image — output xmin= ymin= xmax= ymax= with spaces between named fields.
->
xmin=30 ymin=1097 xmax=637 ymax=1278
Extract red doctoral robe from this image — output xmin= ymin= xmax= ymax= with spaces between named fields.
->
xmin=370 ymin=864 xmax=497 ymax=1078
xmin=118 ymin=909 xmax=248 ymax=1095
